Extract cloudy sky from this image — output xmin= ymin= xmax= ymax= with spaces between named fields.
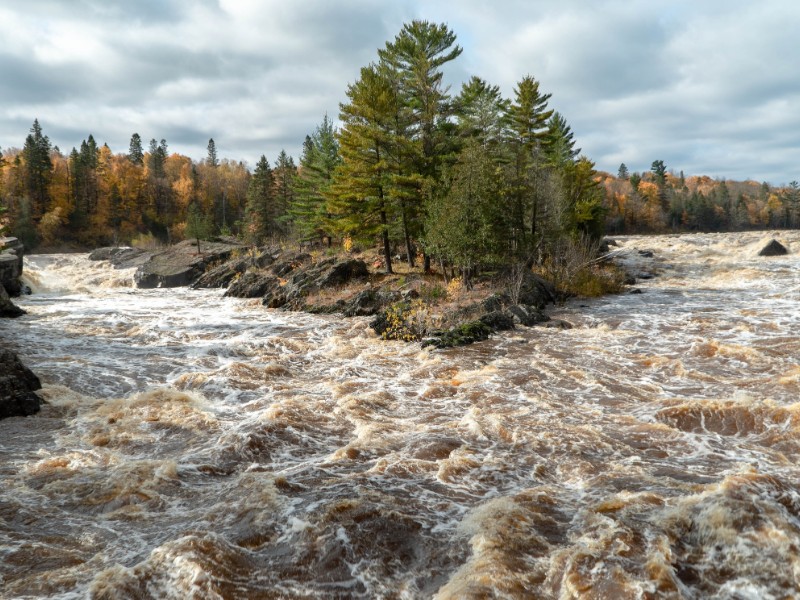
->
xmin=1 ymin=0 xmax=798 ymax=184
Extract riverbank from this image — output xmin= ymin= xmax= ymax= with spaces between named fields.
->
xmin=0 ymin=236 xmax=43 ymax=419
xmin=91 ymin=238 xmax=633 ymax=348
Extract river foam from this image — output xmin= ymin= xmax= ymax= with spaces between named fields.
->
xmin=1 ymin=232 xmax=799 ymax=598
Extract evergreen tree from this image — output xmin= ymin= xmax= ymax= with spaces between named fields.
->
xmin=455 ymin=76 xmax=510 ymax=152
xmin=128 ymin=133 xmax=144 ymax=165
xmin=507 ymin=75 xmax=554 ymax=255
xmin=543 ymin=112 xmax=580 ymax=167
xmin=378 ymin=20 xmax=462 ymax=269
xmin=185 ymin=201 xmax=212 ymax=254
xmin=328 ymin=64 xmax=400 ymax=274
xmin=21 ymin=119 xmax=52 ymax=220
xmin=425 ymin=140 xmax=505 ymax=283
xmin=618 ymin=163 xmax=629 ymax=180
xmin=290 ymin=115 xmax=341 ymax=244
xmin=273 ymin=150 xmax=296 ymax=228
xmin=244 ymin=155 xmax=275 ymax=243
xmin=207 ymin=138 xmax=219 ymax=168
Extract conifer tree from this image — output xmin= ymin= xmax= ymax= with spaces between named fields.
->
xmin=378 ymin=20 xmax=462 ymax=269
xmin=507 ymin=76 xmax=554 ymax=255
xmin=273 ymin=150 xmax=296 ymax=228
xmin=543 ymin=112 xmax=580 ymax=167
xmin=244 ymin=155 xmax=275 ymax=243
xmin=21 ymin=119 xmax=52 ymax=220
xmin=455 ymin=76 xmax=510 ymax=152
xmin=618 ymin=163 xmax=629 ymax=180
xmin=328 ymin=64 xmax=400 ymax=273
xmin=290 ymin=115 xmax=341 ymax=244
xmin=128 ymin=133 xmax=144 ymax=165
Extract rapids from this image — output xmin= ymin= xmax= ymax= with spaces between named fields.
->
xmin=1 ymin=231 xmax=800 ymax=599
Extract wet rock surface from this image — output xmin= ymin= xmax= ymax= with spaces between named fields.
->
xmin=131 ymin=239 xmax=245 ymax=288
xmin=758 ymin=239 xmax=788 ymax=256
xmin=0 ymin=350 xmax=42 ymax=419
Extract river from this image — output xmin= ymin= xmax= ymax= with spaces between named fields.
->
xmin=1 ymin=231 xmax=799 ymax=599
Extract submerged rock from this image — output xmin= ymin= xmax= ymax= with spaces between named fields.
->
xmin=0 ymin=350 xmax=42 ymax=419
xmin=758 ymin=239 xmax=788 ymax=257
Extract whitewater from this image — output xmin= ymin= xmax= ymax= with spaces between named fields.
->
xmin=1 ymin=231 xmax=800 ymax=599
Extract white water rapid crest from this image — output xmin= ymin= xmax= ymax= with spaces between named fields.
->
xmin=2 ymin=231 xmax=800 ymax=599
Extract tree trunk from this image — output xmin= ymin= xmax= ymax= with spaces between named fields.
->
xmin=401 ymin=204 xmax=415 ymax=268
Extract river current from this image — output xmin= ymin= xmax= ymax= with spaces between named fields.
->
xmin=1 ymin=231 xmax=800 ymax=599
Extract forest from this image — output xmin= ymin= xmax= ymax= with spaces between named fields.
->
xmin=2 ymin=20 xmax=798 ymax=280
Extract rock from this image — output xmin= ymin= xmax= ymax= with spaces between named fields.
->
xmin=315 ymin=259 xmax=369 ymax=288
xmin=629 ymin=288 xmax=643 ymax=295
xmin=0 ymin=237 xmax=25 ymax=296
xmin=0 ymin=350 xmax=42 ymax=419
xmin=638 ymin=250 xmax=654 ymax=258
xmin=479 ymin=311 xmax=515 ymax=331
xmin=517 ymin=272 xmax=557 ymax=308
xmin=88 ymin=246 xmax=149 ymax=269
xmin=225 ymin=272 xmax=281 ymax=299
xmin=422 ymin=321 xmax=493 ymax=349
xmin=505 ymin=304 xmax=549 ymax=326
xmin=637 ymin=272 xmax=655 ymax=280
xmin=543 ymin=319 xmax=573 ymax=330
xmin=0 ymin=283 xmax=25 ymax=318
xmin=481 ymin=293 xmax=509 ymax=313
xmin=192 ymin=257 xmax=250 ymax=289
xmin=342 ymin=289 xmax=401 ymax=317
xmin=758 ymin=239 xmax=788 ymax=257
xmin=133 ymin=239 xmax=244 ymax=288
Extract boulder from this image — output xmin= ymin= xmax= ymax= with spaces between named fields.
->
xmin=517 ymin=272 xmax=557 ymax=308
xmin=133 ymin=239 xmax=244 ymax=288
xmin=192 ymin=257 xmax=250 ymax=289
xmin=0 ymin=237 xmax=25 ymax=296
xmin=505 ymin=304 xmax=549 ymax=326
xmin=0 ymin=283 xmax=25 ymax=318
xmin=89 ymin=246 xmax=151 ymax=269
xmin=758 ymin=239 xmax=788 ymax=257
xmin=479 ymin=311 xmax=515 ymax=331
xmin=342 ymin=289 xmax=402 ymax=317
xmin=225 ymin=272 xmax=281 ymax=299
xmin=0 ymin=350 xmax=42 ymax=419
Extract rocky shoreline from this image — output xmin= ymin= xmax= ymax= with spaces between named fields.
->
xmin=0 ymin=237 xmax=42 ymax=419
xmin=91 ymin=239 xmax=577 ymax=349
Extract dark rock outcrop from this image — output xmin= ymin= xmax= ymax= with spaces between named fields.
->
xmin=517 ymin=272 xmax=557 ymax=308
xmin=758 ymin=239 xmax=788 ymax=257
xmin=133 ymin=239 xmax=245 ymax=288
xmin=0 ymin=237 xmax=25 ymax=296
xmin=88 ymin=246 xmax=150 ymax=269
xmin=0 ymin=284 xmax=25 ymax=318
xmin=505 ymin=304 xmax=549 ymax=326
xmin=0 ymin=350 xmax=42 ymax=419
xmin=224 ymin=256 xmax=370 ymax=312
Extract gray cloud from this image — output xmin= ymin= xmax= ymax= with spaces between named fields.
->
xmin=0 ymin=1 xmax=797 ymax=183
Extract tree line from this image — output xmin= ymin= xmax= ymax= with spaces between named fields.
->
xmin=2 ymin=21 xmax=791 ymax=279
xmin=603 ymin=161 xmax=800 ymax=234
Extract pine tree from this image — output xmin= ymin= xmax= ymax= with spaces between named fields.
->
xmin=328 ymin=64 xmax=400 ymax=274
xmin=128 ymin=133 xmax=144 ymax=165
xmin=21 ymin=119 xmax=52 ymax=221
xmin=290 ymin=115 xmax=341 ymax=245
xmin=273 ymin=150 xmax=295 ymax=228
xmin=507 ymin=76 xmax=554 ymax=254
xmin=378 ymin=20 xmax=462 ymax=270
xmin=424 ymin=140 xmax=505 ymax=283
xmin=207 ymin=138 xmax=219 ymax=168
xmin=543 ymin=112 xmax=580 ymax=167
xmin=185 ymin=201 xmax=212 ymax=254
xmin=455 ymin=76 xmax=510 ymax=152
xmin=618 ymin=163 xmax=629 ymax=180
xmin=244 ymin=155 xmax=275 ymax=243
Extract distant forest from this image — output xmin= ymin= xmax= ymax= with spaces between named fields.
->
xmin=1 ymin=20 xmax=798 ymax=276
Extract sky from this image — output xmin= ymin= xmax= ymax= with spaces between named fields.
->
xmin=1 ymin=0 xmax=798 ymax=184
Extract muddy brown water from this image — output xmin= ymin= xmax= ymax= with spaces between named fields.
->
xmin=1 ymin=231 xmax=799 ymax=599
